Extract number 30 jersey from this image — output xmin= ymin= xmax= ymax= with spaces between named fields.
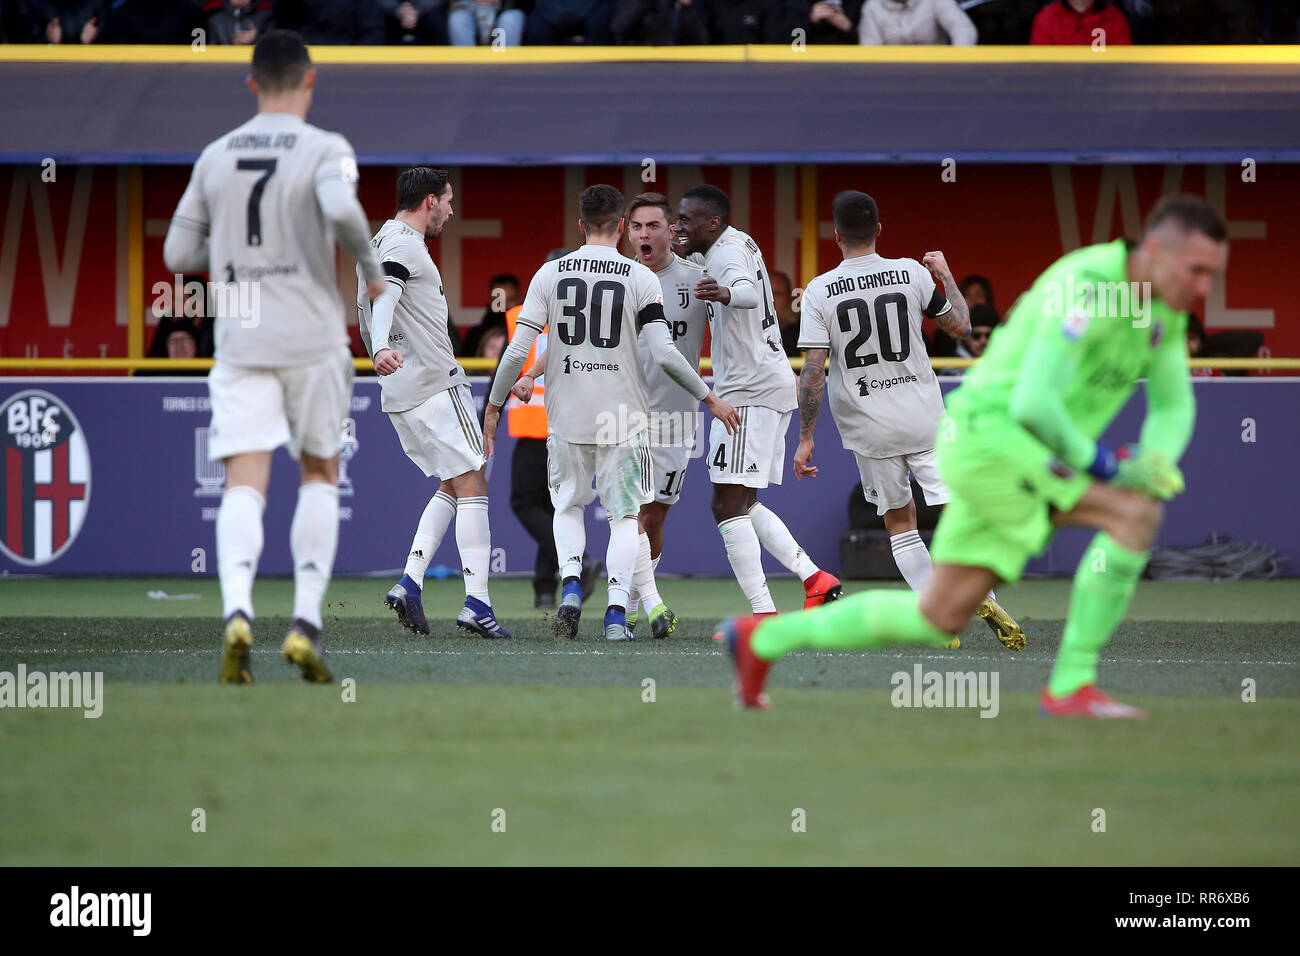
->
xmin=169 ymin=113 xmax=360 ymax=368
xmin=798 ymin=252 xmax=952 ymax=458
xmin=515 ymin=244 xmax=666 ymax=445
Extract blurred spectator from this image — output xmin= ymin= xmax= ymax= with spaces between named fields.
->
xmin=380 ymin=0 xmax=450 ymax=44
xmin=768 ymin=269 xmax=802 ymax=356
xmin=477 ymin=325 xmax=507 ymax=359
xmin=101 ymin=0 xmax=203 ymax=43
xmin=858 ymin=0 xmax=976 ymax=45
xmin=448 ymin=0 xmax=525 ymax=45
xmin=708 ymin=0 xmax=787 ymax=42
xmin=1030 ymin=0 xmax=1132 ymax=45
xmin=782 ymin=0 xmax=861 ymax=44
xmin=525 ymin=0 xmax=612 ymax=42
xmin=612 ymin=0 xmax=710 ymax=43
xmin=139 ymin=304 xmax=214 ymax=376
xmin=1140 ymin=0 xmax=1258 ymax=44
xmin=203 ymin=0 xmax=272 ymax=45
xmin=1186 ymin=313 xmax=1263 ymax=378
xmin=958 ymin=273 xmax=994 ymax=311
xmin=940 ymin=303 xmax=999 ymax=375
xmin=460 ymin=273 xmax=521 ymax=356
xmin=270 ymin=0 xmax=384 ymax=43
xmin=24 ymin=1 xmax=106 ymax=43
xmin=964 ymin=0 xmax=1040 ymax=43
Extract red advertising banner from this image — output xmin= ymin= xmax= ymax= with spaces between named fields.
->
xmin=0 ymin=162 xmax=1291 ymax=367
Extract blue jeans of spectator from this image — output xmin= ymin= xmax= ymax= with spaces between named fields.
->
xmin=449 ymin=7 xmax=527 ymax=45
xmin=524 ymin=0 xmax=613 ymax=43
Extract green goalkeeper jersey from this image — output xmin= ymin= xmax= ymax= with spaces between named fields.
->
xmin=947 ymin=239 xmax=1196 ymax=472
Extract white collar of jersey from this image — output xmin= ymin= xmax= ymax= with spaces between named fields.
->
xmin=390 ymin=219 xmax=423 ymax=238
xmin=251 ymin=111 xmax=305 ymax=128
xmin=842 ymin=252 xmax=882 ymax=265
xmin=577 ymin=243 xmax=623 ymax=257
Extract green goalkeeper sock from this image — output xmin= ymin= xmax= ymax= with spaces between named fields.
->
xmin=1047 ymin=532 xmax=1148 ymax=697
xmin=750 ymin=590 xmax=954 ymax=662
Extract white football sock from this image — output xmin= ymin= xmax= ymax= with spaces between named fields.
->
xmin=290 ymin=481 xmax=339 ymax=629
xmin=216 ymin=484 xmax=264 ymax=620
xmin=748 ymin=502 xmax=819 ymax=581
xmin=606 ymin=517 xmax=638 ymax=609
xmin=553 ymin=505 xmax=586 ymax=582
xmin=890 ymin=530 xmax=933 ymax=592
xmin=455 ymin=495 xmax=491 ymax=602
xmin=632 ymin=532 xmax=662 ymax=612
xmin=404 ymin=490 xmax=456 ymax=583
xmin=718 ymin=515 xmax=776 ymax=613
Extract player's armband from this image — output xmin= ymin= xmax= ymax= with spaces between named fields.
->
xmin=636 ymin=302 xmax=667 ymax=330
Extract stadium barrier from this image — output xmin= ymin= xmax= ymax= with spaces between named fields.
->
xmin=2 ymin=376 xmax=1295 ymax=578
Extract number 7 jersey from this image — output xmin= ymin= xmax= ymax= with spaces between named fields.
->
xmin=169 ymin=112 xmax=359 ymax=368
xmin=515 ymin=244 xmax=666 ymax=445
xmin=798 ymin=252 xmax=951 ymax=458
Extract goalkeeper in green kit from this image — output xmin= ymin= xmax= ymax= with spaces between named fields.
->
xmin=720 ymin=196 xmax=1229 ymax=718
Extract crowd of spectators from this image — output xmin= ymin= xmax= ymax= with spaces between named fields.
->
xmin=3 ymin=0 xmax=1296 ymax=46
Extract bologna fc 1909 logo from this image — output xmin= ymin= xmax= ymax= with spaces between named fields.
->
xmin=1 ymin=390 xmax=91 ymax=565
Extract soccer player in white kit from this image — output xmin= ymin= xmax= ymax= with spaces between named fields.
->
xmin=356 ymin=167 xmax=509 ymax=640
xmin=163 ymin=31 xmax=386 ymax=684
xmin=510 ymin=192 xmax=713 ymax=639
xmin=483 ymin=185 xmax=738 ymax=641
xmin=672 ymin=185 xmax=842 ymax=617
xmin=793 ymin=190 xmax=1025 ymax=649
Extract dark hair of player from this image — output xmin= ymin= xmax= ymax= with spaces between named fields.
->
xmin=579 ymin=184 xmax=625 ymax=234
xmin=959 ymin=274 xmax=995 ymax=310
xmin=396 ymin=167 xmax=451 ymax=212
xmin=251 ymin=30 xmax=312 ymax=96
xmin=682 ymin=185 xmax=730 ymax=223
xmin=627 ymin=192 xmax=672 ymax=222
xmin=831 ymin=190 xmax=879 ymax=244
xmin=489 ymin=274 xmax=520 ymax=290
xmin=1144 ymin=195 xmax=1228 ymax=242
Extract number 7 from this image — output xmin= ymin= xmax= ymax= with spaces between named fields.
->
xmin=236 ymin=158 xmax=277 ymax=247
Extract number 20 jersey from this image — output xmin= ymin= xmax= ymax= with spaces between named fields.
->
xmin=798 ymin=253 xmax=951 ymax=458
xmin=515 ymin=244 xmax=665 ymax=445
xmin=170 ymin=113 xmax=360 ymax=368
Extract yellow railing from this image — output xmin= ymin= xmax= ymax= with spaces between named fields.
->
xmin=1 ymin=357 xmax=1297 ymax=373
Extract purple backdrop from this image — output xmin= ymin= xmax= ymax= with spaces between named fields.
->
xmin=1 ymin=377 xmax=1296 ymax=577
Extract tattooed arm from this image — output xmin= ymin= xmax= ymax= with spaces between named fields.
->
xmin=921 ymin=250 xmax=971 ymax=341
xmin=793 ymin=348 xmax=829 ymax=480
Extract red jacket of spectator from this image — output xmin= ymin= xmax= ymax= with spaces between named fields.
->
xmin=1030 ymin=1 xmax=1132 ymax=46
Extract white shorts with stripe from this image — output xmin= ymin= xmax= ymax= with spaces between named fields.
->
xmin=547 ymin=430 xmax=654 ymax=520
xmin=855 ymin=446 xmax=951 ymax=516
xmin=707 ymin=405 xmax=791 ymax=489
xmin=387 ymin=384 xmax=486 ymax=479
xmin=207 ymin=348 xmax=353 ymax=462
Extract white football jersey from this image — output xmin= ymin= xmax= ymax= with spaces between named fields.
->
xmin=357 ymin=219 xmax=463 ymax=413
xmin=799 ymin=253 xmax=951 ymax=458
xmin=170 ymin=112 xmax=360 ymax=368
xmin=515 ymin=244 xmax=665 ymax=445
xmin=703 ymin=226 xmax=797 ymax=412
xmin=638 ymin=255 xmax=711 ymax=447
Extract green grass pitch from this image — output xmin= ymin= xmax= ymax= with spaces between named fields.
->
xmin=1 ymin=575 xmax=1297 ymax=865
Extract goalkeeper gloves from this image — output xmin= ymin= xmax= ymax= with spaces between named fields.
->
xmin=1114 ymin=445 xmax=1185 ymax=500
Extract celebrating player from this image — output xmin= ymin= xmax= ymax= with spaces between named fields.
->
xmin=163 ymin=31 xmax=385 ymax=684
xmin=511 ymin=192 xmax=713 ymax=639
xmin=722 ymin=196 xmax=1227 ymax=717
xmin=794 ymin=190 xmax=1026 ymax=650
xmin=483 ymin=184 xmax=738 ymax=642
xmin=673 ymin=185 xmax=841 ymax=616
xmin=358 ymin=167 xmax=509 ymax=640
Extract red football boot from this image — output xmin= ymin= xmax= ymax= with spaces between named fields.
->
xmin=1039 ymin=684 xmax=1147 ymax=720
xmin=715 ymin=616 xmax=772 ymax=710
xmin=802 ymin=570 xmax=842 ymax=609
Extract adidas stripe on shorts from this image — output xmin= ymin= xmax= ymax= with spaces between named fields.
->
xmin=386 ymin=383 xmax=486 ymax=479
xmin=706 ymin=405 xmax=792 ymax=489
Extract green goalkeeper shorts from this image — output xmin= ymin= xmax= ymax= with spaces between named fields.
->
xmin=930 ymin=405 xmax=1093 ymax=583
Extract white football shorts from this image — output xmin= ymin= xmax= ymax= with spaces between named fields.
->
xmin=547 ymin=431 xmax=653 ymax=520
xmin=855 ymin=447 xmax=951 ymax=516
xmin=707 ymin=405 xmax=791 ymax=489
xmin=207 ymin=348 xmax=353 ymax=462
xmin=387 ymin=384 xmax=486 ymax=480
